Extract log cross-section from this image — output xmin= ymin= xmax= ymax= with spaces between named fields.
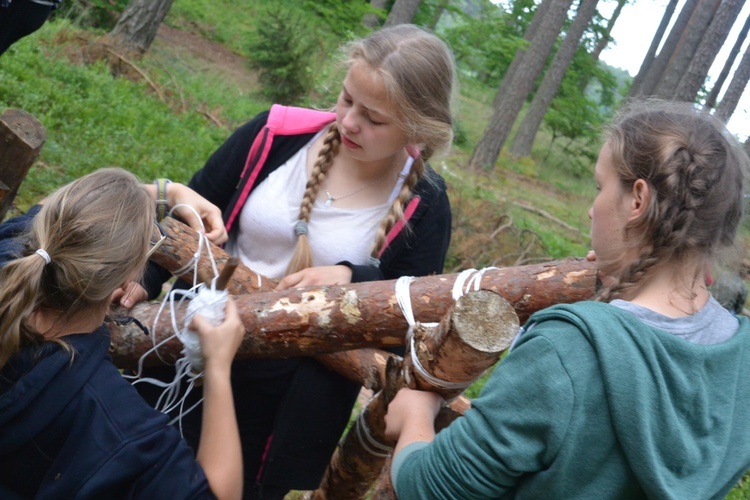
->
xmin=0 ymin=109 xmax=46 ymax=220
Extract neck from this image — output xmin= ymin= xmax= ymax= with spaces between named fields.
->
xmin=626 ymin=261 xmax=708 ymax=317
xmin=31 ymin=306 xmax=106 ymax=340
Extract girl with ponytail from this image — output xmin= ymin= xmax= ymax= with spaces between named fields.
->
xmin=134 ymin=24 xmax=457 ymax=499
xmin=0 ymin=168 xmax=244 ymax=499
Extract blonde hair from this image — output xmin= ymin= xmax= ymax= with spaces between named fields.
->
xmin=0 ymin=168 xmax=153 ymax=369
xmin=286 ymin=24 xmax=456 ymax=275
xmin=597 ymin=100 xmax=747 ymax=301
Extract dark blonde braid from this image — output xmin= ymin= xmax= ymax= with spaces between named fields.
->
xmin=369 ymin=154 xmax=426 ymax=262
xmin=285 ymin=123 xmax=341 ymax=275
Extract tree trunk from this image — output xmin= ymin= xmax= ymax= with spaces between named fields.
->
xmin=108 ymin=257 xmax=598 ymax=368
xmin=590 ymin=0 xmax=627 ymax=63
xmin=674 ymin=0 xmax=745 ymax=103
xmin=0 ymin=109 xmax=45 ymax=220
xmin=427 ymin=0 xmax=450 ymax=30
xmin=383 ymin=0 xmax=422 ymax=27
xmin=705 ymin=14 xmax=750 ymax=109
xmin=510 ymin=0 xmax=600 ymax=158
xmin=628 ymin=0 xmax=679 ymax=96
xmin=109 ymin=0 xmax=174 ymax=54
xmin=715 ymin=41 xmax=750 ymax=122
xmin=363 ymin=0 xmax=389 ymax=29
xmin=469 ymin=0 xmax=574 ymax=170
xmin=654 ymin=0 xmax=722 ymax=99
xmin=635 ymin=0 xmax=699 ymax=96
xmin=313 ymin=290 xmax=518 ymax=499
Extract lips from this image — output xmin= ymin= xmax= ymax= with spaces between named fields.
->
xmin=341 ymin=134 xmax=361 ymax=149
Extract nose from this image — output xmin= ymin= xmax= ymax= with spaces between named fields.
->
xmin=341 ymin=109 xmax=360 ymax=135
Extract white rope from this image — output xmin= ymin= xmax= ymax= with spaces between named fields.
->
xmin=354 ymin=395 xmax=392 ymax=458
xmin=126 ymin=204 xmax=227 ymax=433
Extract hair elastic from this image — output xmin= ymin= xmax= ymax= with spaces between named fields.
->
xmin=294 ymin=220 xmax=309 ymax=236
xmin=35 ymin=249 xmax=51 ymax=265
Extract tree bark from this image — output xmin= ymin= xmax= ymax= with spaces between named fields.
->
xmin=469 ymin=0 xmax=574 ymax=170
xmin=628 ymin=0 xmax=679 ymax=96
xmin=108 ymin=257 xmax=598 ymax=368
xmin=427 ymin=0 xmax=450 ymax=30
xmin=363 ymin=0 xmax=390 ymax=29
xmin=313 ymin=290 xmax=518 ymax=499
xmin=509 ymin=0 xmax=600 ymax=158
xmin=635 ymin=0 xmax=699 ymax=97
xmin=590 ymin=0 xmax=627 ymax=63
xmin=705 ymin=14 xmax=750 ymax=109
xmin=654 ymin=0 xmax=722 ymax=99
xmin=674 ymin=0 xmax=745 ymax=103
xmin=715 ymin=41 xmax=750 ymax=122
xmin=109 ymin=0 xmax=175 ymax=54
xmin=0 ymin=109 xmax=46 ymax=220
xmin=383 ymin=0 xmax=422 ymax=27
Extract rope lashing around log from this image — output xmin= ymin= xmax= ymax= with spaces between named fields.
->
xmin=125 ymin=205 xmax=234 ymax=429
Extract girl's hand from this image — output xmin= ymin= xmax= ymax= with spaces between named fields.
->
xmin=111 ymin=281 xmax=149 ymax=309
xmin=385 ymin=388 xmax=443 ymax=442
xmin=190 ymin=297 xmax=244 ymax=369
xmin=167 ymin=183 xmax=228 ymax=245
xmin=275 ymin=265 xmax=353 ymax=290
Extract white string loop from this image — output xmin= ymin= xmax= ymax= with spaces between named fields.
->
xmin=355 ymin=395 xmax=393 ymax=458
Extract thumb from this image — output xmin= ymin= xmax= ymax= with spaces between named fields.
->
xmin=189 ymin=312 xmax=208 ymax=332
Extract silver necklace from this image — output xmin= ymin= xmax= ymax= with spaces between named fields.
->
xmin=324 ymin=171 xmax=392 ymax=207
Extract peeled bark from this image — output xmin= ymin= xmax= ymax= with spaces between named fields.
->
xmin=0 ymin=109 xmax=46 ymax=220
xmin=108 ymin=257 xmax=598 ymax=369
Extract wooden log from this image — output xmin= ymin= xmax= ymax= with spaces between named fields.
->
xmin=108 ymin=257 xmax=597 ymax=368
xmin=312 ymin=290 xmax=519 ymax=499
xmin=150 ymin=216 xmax=275 ymax=294
xmin=0 ymin=109 xmax=46 ymax=220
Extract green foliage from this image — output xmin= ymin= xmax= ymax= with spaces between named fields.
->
xmin=302 ymin=0 xmax=371 ymax=39
xmin=51 ymin=0 xmax=129 ymax=30
xmin=442 ymin=1 xmax=525 ymax=85
xmin=247 ymin=6 xmax=315 ymax=105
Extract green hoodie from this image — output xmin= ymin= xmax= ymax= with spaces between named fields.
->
xmin=392 ymin=301 xmax=750 ymax=499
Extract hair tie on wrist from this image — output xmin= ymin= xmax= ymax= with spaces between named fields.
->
xmin=294 ymin=220 xmax=309 ymax=236
xmin=35 ymin=249 xmax=51 ymax=265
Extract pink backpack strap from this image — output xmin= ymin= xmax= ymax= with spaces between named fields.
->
xmin=378 ymin=196 xmax=421 ymax=257
xmin=226 ymin=105 xmax=336 ymax=231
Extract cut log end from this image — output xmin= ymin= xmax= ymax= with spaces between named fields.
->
xmin=452 ymin=289 xmax=520 ymax=353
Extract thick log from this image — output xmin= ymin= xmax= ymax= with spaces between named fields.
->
xmin=0 ymin=109 xmax=46 ymax=220
xmin=108 ymin=257 xmax=597 ymax=368
xmin=313 ymin=290 xmax=518 ymax=499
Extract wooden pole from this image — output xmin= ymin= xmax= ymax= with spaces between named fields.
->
xmin=108 ymin=256 xmax=596 ymax=368
xmin=313 ymin=290 xmax=519 ymax=499
xmin=0 ymin=109 xmax=46 ymax=220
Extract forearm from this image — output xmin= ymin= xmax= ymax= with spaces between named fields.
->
xmin=197 ymin=363 xmax=242 ymax=500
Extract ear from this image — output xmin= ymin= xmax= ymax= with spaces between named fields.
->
xmin=629 ymin=179 xmax=650 ymax=220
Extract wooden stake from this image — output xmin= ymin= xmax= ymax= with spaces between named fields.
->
xmin=0 ymin=109 xmax=46 ymax=220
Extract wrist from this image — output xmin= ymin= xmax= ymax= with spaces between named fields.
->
xmin=154 ymin=178 xmax=171 ymax=222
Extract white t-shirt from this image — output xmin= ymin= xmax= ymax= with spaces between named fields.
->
xmin=232 ymin=135 xmax=412 ymax=279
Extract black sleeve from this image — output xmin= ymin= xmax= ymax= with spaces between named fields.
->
xmin=0 ymin=205 xmax=42 ymax=268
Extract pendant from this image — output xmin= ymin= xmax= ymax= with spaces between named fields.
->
xmin=325 ymin=194 xmax=334 ymax=208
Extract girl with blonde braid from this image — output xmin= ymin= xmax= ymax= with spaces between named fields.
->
xmin=133 ymin=24 xmax=456 ymax=499
xmin=385 ymin=100 xmax=750 ymax=498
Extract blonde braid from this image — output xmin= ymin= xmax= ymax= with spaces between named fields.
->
xmin=285 ymin=123 xmax=341 ymax=275
xmin=369 ymin=155 xmax=425 ymax=261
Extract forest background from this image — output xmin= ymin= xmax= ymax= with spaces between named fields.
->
xmin=0 ymin=0 xmax=749 ymax=496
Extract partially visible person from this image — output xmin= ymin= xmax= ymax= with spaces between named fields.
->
xmin=132 ymin=24 xmax=456 ymax=499
xmin=0 ymin=168 xmax=243 ymax=499
xmin=0 ymin=0 xmax=61 ymax=56
xmin=385 ymin=100 xmax=750 ymax=498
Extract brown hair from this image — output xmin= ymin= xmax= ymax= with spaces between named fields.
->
xmin=0 ymin=168 xmax=153 ymax=369
xmin=286 ymin=24 xmax=456 ymax=275
xmin=597 ymin=99 xmax=747 ymax=301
